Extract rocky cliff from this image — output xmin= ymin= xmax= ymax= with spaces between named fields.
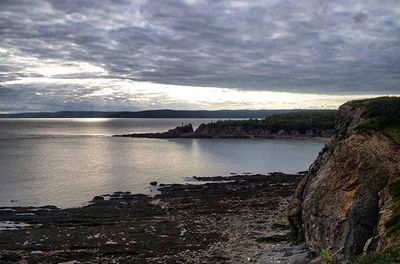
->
xmin=288 ymin=97 xmax=400 ymax=260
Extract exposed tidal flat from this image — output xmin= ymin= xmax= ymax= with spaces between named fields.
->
xmin=0 ymin=172 xmax=309 ymax=263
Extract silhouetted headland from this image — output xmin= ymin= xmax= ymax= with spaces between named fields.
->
xmin=115 ymin=110 xmax=336 ymax=139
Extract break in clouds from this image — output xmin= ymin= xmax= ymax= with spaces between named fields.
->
xmin=0 ymin=0 xmax=399 ymax=112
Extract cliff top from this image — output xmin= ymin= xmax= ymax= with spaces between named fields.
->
xmin=289 ymin=96 xmax=400 ymax=261
xmin=344 ymin=96 xmax=400 ymax=144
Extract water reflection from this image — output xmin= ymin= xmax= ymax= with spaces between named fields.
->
xmin=0 ymin=119 xmax=325 ymax=208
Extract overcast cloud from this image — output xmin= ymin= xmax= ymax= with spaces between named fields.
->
xmin=0 ymin=0 xmax=399 ymax=112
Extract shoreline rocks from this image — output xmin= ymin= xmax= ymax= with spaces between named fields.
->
xmin=0 ymin=172 xmax=306 ymax=263
xmin=115 ymin=123 xmax=333 ymax=140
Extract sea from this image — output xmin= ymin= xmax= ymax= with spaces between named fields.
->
xmin=0 ymin=118 xmax=325 ymax=208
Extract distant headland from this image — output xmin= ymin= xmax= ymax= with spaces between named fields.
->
xmin=115 ymin=110 xmax=337 ymax=139
xmin=0 ymin=109 xmax=331 ymax=119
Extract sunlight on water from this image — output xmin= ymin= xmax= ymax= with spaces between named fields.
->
xmin=61 ymin=118 xmax=111 ymax=123
xmin=0 ymin=118 xmax=325 ymax=208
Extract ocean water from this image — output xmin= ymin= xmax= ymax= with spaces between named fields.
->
xmin=0 ymin=118 xmax=325 ymax=208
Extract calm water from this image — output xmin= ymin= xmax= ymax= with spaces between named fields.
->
xmin=0 ymin=118 xmax=325 ymax=208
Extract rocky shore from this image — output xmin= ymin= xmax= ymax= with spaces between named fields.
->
xmin=114 ymin=123 xmax=333 ymax=139
xmin=0 ymin=172 xmax=309 ymax=264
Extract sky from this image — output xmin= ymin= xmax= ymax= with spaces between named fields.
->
xmin=0 ymin=0 xmax=399 ymax=112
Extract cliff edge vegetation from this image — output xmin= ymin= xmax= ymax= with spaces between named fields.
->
xmin=348 ymin=97 xmax=400 ymax=144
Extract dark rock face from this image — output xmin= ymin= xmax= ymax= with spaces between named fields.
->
xmin=288 ymin=98 xmax=400 ymax=260
xmin=117 ymin=123 xmax=194 ymax=138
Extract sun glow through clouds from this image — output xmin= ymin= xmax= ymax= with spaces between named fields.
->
xmin=1 ymin=76 xmax=394 ymax=110
xmin=32 ymin=63 xmax=106 ymax=77
xmin=0 ymin=0 xmax=399 ymax=112
xmin=1 ymin=52 xmax=107 ymax=77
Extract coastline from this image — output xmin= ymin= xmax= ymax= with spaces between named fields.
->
xmin=0 ymin=172 xmax=310 ymax=263
xmin=114 ymin=122 xmax=333 ymax=140
xmin=114 ymin=132 xmax=331 ymax=141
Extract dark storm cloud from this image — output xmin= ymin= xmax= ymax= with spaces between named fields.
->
xmin=0 ymin=0 xmax=399 ymax=111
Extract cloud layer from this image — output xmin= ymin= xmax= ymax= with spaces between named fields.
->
xmin=0 ymin=0 xmax=399 ymax=111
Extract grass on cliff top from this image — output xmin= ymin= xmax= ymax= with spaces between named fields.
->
xmin=346 ymin=96 xmax=400 ymax=144
xmin=197 ymin=110 xmax=337 ymax=133
xmin=385 ymin=176 xmax=400 ymax=237
xmin=348 ymin=251 xmax=400 ymax=264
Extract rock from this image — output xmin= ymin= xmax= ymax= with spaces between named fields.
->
xmin=278 ymin=129 xmax=288 ymax=136
xmin=117 ymin=124 xmax=195 ymax=138
xmin=258 ymin=243 xmax=311 ymax=264
xmin=0 ymin=172 xmax=303 ymax=263
xmin=93 ymin=196 xmax=104 ymax=201
xmin=150 ymin=181 xmax=158 ymax=186
xmin=255 ymin=233 xmax=288 ymax=243
xmin=288 ymin=97 xmax=400 ymax=260
xmin=321 ymin=129 xmax=334 ymax=138
xmin=271 ymin=223 xmax=290 ymax=230
xmin=0 ymin=253 xmax=21 ymax=262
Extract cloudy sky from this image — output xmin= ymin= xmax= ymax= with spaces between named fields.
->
xmin=0 ymin=0 xmax=399 ymax=112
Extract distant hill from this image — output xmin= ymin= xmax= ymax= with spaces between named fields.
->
xmin=0 ymin=109 xmax=326 ymax=119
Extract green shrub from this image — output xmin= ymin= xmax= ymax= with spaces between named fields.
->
xmin=349 ymin=251 xmax=400 ymax=264
xmin=321 ymin=248 xmax=332 ymax=263
xmin=383 ymin=126 xmax=400 ymax=145
xmin=385 ymin=176 xmax=400 ymax=234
